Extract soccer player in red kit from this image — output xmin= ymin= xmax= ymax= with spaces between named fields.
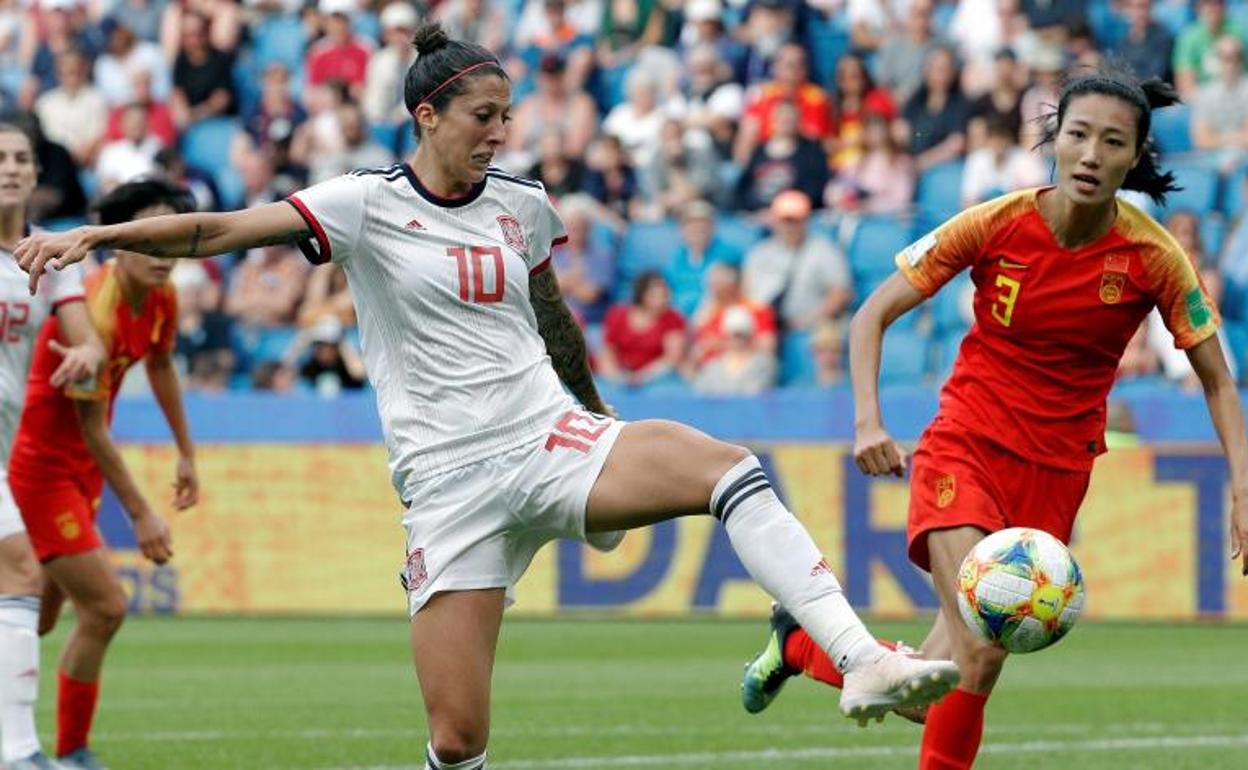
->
xmin=740 ymin=67 xmax=1248 ymax=769
xmin=9 ymin=179 xmax=199 ymax=770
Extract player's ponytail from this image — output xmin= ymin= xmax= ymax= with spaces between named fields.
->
xmin=1037 ymin=63 xmax=1180 ymax=206
xmin=404 ymin=21 xmax=507 ymax=136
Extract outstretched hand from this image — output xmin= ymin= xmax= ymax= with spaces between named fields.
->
xmin=14 ymin=227 xmax=99 ymax=296
xmin=47 ymin=338 xmax=103 ymax=388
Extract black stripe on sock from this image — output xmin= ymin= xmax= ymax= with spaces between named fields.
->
xmin=712 ymin=468 xmax=766 ymax=519
xmin=0 ymin=594 xmax=40 ymax=611
xmin=721 ymin=481 xmax=772 ymax=525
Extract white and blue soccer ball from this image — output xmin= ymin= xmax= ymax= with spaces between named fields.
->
xmin=956 ymin=527 xmax=1086 ymax=654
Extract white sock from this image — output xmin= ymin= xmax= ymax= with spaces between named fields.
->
xmin=425 ymin=743 xmax=486 ymax=769
xmin=0 ymin=594 xmax=42 ymax=762
xmin=712 ymin=455 xmax=884 ymax=673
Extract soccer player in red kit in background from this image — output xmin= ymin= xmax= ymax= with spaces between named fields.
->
xmin=740 ymin=66 xmax=1248 ymax=770
xmin=9 ymin=179 xmax=200 ymax=770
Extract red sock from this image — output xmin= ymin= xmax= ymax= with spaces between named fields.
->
xmin=781 ymin=628 xmax=897 ymax=689
xmin=919 ymin=687 xmax=989 ymax=770
xmin=57 ymin=671 xmax=100 ymax=757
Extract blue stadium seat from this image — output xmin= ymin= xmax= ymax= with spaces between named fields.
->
xmin=370 ymin=122 xmax=401 ymax=155
xmin=879 ymin=328 xmax=928 ymax=386
xmin=254 ymin=15 xmax=307 ymax=71
xmin=1201 ymin=216 xmax=1226 ymax=259
xmin=1150 ymin=104 xmax=1192 ymax=155
xmin=232 ymin=325 xmax=300 ymax=371
xmin=215 ymin=168 xmax=245 ymax=211
xmin=848 ymin=214 xmax=913 ymax=299
xmin=1164 ymin=162 xmax=1220 ymax=214
xmin=1087 ymin=0 xmax=1126 ymax=46
xmin=715 ymin=215 xmax=766 ymax=252
xmin=616 ymin=220 xmax=681 ymax=299
xmin=1223 ymin=278 xmax=1248 ymax=321
xmin=916 ymin=161 xmax=964 ymax=224
xmin=181 ymin=118 xmax=241 ymax=173
xmin=1223 ymin=165 xmax=1248 ymax=216
xmin=779 ymin=330 xmax=817 ymax=387
xmin=1224 ymin=320 xmax=1248 ymax=381
xmin=932 ymin=273 xmax=973 ymax=337
xmin=933 ymin=331 xmax=965 ymax=380
xmin=806 ymin=17 xmax=850 ymax=87
xmin=1153 ymin=1 xmax=1193 ymax=35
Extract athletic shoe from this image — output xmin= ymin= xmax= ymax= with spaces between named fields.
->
xmin=55 ymin=750 xmax=106 ymax=770
xmin=839 ymin=651 xmax=960 ymax=727
xmin=741 ymin=603 xmax=801 ymax=714
xmin=889 ymin=641 xmax=931 ymax=725
xmin=9 ymin=752 xmax=65 ymax=770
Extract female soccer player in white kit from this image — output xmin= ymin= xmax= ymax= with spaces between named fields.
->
xmin=0 ymin=123 xmax=103 ymax=770
xmin=16 ymin=24 xmax=960 ymax=768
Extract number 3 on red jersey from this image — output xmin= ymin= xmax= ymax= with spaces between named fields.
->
xmin=991 ymin=275 xmax=1021 ymax=327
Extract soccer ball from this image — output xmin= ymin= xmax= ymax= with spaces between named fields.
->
xmin=956 ymin=527 xmax=1085 ymax=654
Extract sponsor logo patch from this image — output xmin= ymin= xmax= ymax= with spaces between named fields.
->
xmin=1186 ymin=288 xmax=1212 ymax=327
xmin=901 ymin=232 xmax=938 ymax=267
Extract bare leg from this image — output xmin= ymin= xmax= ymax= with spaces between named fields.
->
xmin=43 ymin=550 xmax=128 ymax=683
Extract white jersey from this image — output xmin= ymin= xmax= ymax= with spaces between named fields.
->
xmin=0 ymin=242 xmax=85 ymax=463
xmin=288 ymin=164 xmax=576 ymax=499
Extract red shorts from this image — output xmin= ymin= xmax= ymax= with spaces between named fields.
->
xmin=907 ymin=416 xmax=1091 ymax=572
xmin=12 ymin=474 xmax=104 ymax=562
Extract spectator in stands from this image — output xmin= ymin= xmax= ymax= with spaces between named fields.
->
xmin=666 ymin=199 xmax=743 ymax=317
xmin=251 ymin=360 xmax=296 ymax=392
xmin=1221 ymin=175 xmax=1248 ymax=317
xmin=1192 ymin=35 xmax=1248 ymax=172
xmin=739 ymin=0 xmax=798 ymax=85
xmin=598 ymin=271 xmax=687 ymax=388
xmin=967 ymin=48 xmax=1023 ymax=151
xmin=845 ymin=0 xmax=901 ymax=54
xmin=960 ymin=113 xmax=1046 ymax=207
xmin=19 ymin=113 xmax=88 ymax=224
xmin=735 ymin=100 xmax=828 ymax=213
xmin=309 ymin=102 xmax=392 ymax=183
xmin=289 ymin=80 xmax=351 ymax=166
xmin=810 ymin=319 xmax=847 ymax=387
xmin=112 ymin=0 xmax=165 ymax=44
xmin=507 ymin=52 xmax=598 ymax=170
xmin=829 ymin=52 xmax=898 ymax=173
xmin=95 ymin=102 xmax=163 ymax=190
xmin=1117 ymin=322 xmax=1161 ymax=380
xmin=1018 ymin=43 xmax=1063 ymax=151
xmin=691 ymin=305 xmax=777 ymax=395
xmin=552 ymin=194 xmax=615 ymax=325
xmin=154 ymin=146 xmax=220 ymax=211
xmin=743 ymin=190 xmax=852 ymax=331
xmin=299 ymin=263 xmax=357 ymax=328
xmin=679 ymin=0 xmax=747 ymax=81
xmin=582 ymin=134 xmax=640 ymax=223
xmin=161 ymin=0 xmax=242 ymax=62
xmin=897 ymin=44 xmax=969 ymax=173
xmin=1020 ymin=0 xmax=1085 ymax=41
xmin=171 ymin=11 xmax=236 ymax=128
xmin=237 ymin=61 xmax=306 ymax=173
xmin=171 ymin=257 xmax=233 ymax=392
xmin=436 ymin=0 xmax=511 ymax=55
xmin=1174 ymin=0 xmax=1246 ymax=99
xmin=1110 ymin=0 xmax=1175 ymax=84
xmin=688 ymin=261 xmax=777 ymax=371
xmin=35 ymin=47 xmax=107 ymax=166
xmin=290 ymin=316 xmax=368 ymax=396
xmin=105 ymin=68 xmax=177 ymax=148
xmin=19 ymin=0 xmax=97 ymax=106
xmin=828 ymin=111 xmax=915 ymax=215
xmin=527 ymin=127 xmax=587 ymax=199
xmin=225 ymin=244 xmax=310 ymax=327
xmin=362 ymin=1 xmax=418 ymax=126
xmin=733 ymin=42 xmax=833 ymax=166
xmin=681 ymin=42 xmax=744 ymax=161
xmin=95 ymin=15 xmax=169 ymax=107
xmin=603 ymin=67 xmax=682 ymax=168
xmin=597 ymin=0 xmax=667 ymax=71
xmin=876 ymin=0 xmax=943 ymax=107
xmin=515 ymin=0 xmax=594 ymax=90
xmin=514 ymin=0 xmax=602 ymax=48
xmin=644 ymin=117 xmax=723 ymax=218
xmin=238 ymin=147 xmax=287 ymax=207
xmin=306 ymin=0 xmax=373 ymax=96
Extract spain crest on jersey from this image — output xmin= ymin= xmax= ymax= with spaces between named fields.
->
xmin=497 ymin=214 xmax=527 ymax=254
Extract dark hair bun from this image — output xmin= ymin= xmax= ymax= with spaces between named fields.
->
xmin=1140 ymin=77 xmax=1180 ymax=110
xmin=411 ymin=22 xmax=449 ymax=57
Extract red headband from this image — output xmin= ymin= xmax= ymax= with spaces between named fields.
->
xmin=417 ymin=61 xmax=498 ymax=108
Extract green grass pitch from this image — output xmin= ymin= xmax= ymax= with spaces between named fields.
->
xmin=36 ymin=616 xmax=1248 ymax=769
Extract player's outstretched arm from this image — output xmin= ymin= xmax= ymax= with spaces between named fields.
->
xmin=528 ymin=268 xmax=609 ymax=415
xmin=146 ymin=351 xmax=198 ymax=511
xmin=1185 ymin=335 xmax=1248 ymax=575
xmin=15 ymin=202 xmax=311 ymax=295
xmin=848 ymin=272 xmax=926 ymax=477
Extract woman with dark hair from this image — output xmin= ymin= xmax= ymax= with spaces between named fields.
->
xmin=742 ymin=67 xmax=1248 ymax=770
xmin=597 ymin=270 xmax=687 ymax=387
xmin=896 ymin=45 xmax=970 ymax=173
xmin=17 ymin=23 xmax=959 ymax=769
xmin=828 ymin=52 xmax=897 ymax=172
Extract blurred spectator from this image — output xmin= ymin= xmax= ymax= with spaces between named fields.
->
xmin=1020 ymin=0 xmax=1085 ymax=40
xmin=733 ymin=42 xmax=833 ymax=166
xmin=744 ymin=190 xmax=852 ymax=331
xmin=225 ymin=244 xmax=310 ymax=327
xmin=112 ymin=0 xmax=165 ymax=44
xmin=306 ymin=0 xmax=373 ymax=95
xmin=1117 ymin=322 xmax=1160 ymax=380
xmin=515 ymin=0 xmax=602 ymax=47
xmin=309 ymin=102 xmax=392 ymax=183
xmin=507 ymin=52 xmax=599 ymax=169
xmin=735 ymin=100 xmax=828 ymax=212
xmin=1175 ymin=0 xmax=1248 ymax=99
xmin=829 ymin=111 xmax=915 ymax=215
xmin=95 ymin=16 xmax=169 ymax=107
xmin=876 ymin=0 xmax=943 ymax=106
xmin=1018 ymin=43 xmax=1064 ymax=151
xmin=603 ymin=67 xmax=683 ymax=168
xmin=829 ymin=53 xmax=898 ymax=173
xmin=155 ymin=146 xmax=221 ymax=211
xmin=740 ymin=0 xmax=798 ymax=85
xmin=161 ymin=0 xmax=242 ymax=63
xmin=290 ymin=80 xmax=351 ymax=165
xmin=810 ymin=320 xmax=847 ymax=387
xmin=105 ymin=68 xmax=177 ymax=148
xmin=948 ymin=0 xmax=1004 ymax=79
xmin=171 ymin=11 xmax=236 ymax=128
xmin=847 ymin=0 xmax=905 ymax=53
xmin=515 ymin=0 xmax=594 ymax=90
xmin=238 ymin=148 xmax=285 ymax=207
xmin=1221 ymin=175 xmax=1248 ymax=310
xmin=35 ymin=47 xmax=107 ymax=166
xmin=252 ymin=360 xmax=296 ymax=392
xmin=289 ymin=316 xmax=367 ymax=396
xmin=362 ymin=1 xmax=418 ymax=126
xmin=597 ymin=0 xmax=667 ymax=71
xmin=688 ymin=261 xmax=777 ymax=370
xmin=897 ymin=45 xmax=969 ymax=173
xmin=18 ymin=113 xmax=88 ymax=224
xmin=681 ymin=42 xmax=744 ymax=160
xmin=171 ymin=258 xmax=234 ymax=391
xmin=299 ymin=263 xmax=357 ymax=328
xmin=1191 ymin=35 xmax=1248 ymax=172
xmin=960 ymin=114 xmax=1046 ymax=207
xmin=527 ymin=127 xmax=587 ymax=199
xmin=582 ymin=134 xmax=640 ymax=222
xmin=1109 ymin=0 xmax=1175 ymax=84
xmin=598 ymin=271 xmax=687 ymax=388
xmin=678 ymin=0 xmax=747 ymax=80
xmin=666 ymin=199 xmax=743 ymax=317
xmin=95 ymin=102 xmax=164 ymax=190
xmin=237 ymin=62 xmax=306 ymax=180
xmin=643 ymin=117 xmax=722 ymax=218
xmin=436 ymin=0 xmax=511 ymax=54
xmin=967 ymin=48 xmax=1023 ymax=151
xmin=552 ymin=194 xmax=614 ymax=324
xmin=19 ymin=0 xmax=98 ymax=106
xmin=691 ymin=305 xmax=777 ymax=395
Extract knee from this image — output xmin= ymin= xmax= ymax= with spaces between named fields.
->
xmin=80 ymin=594 xmax=128 ymax=638
xmin=956 ymin=639 xmax=1008 ymax=693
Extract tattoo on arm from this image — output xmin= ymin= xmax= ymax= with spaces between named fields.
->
xmin=187 ymin=224 xmax=203 ymax=259
xmin=529 ymin=269 xmax=608 ymax=414
xmin=252 ymin=228 xmax=312 ymax=248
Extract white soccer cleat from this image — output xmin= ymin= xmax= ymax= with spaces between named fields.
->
xmin=839 ymin=650 xmax=960 ymax=727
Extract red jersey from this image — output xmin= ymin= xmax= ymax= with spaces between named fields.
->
xmin=897 ymin=188 xmax=1220 ymax=471
xmin=10 ymin=262 xmax=177 ymax=483
xmin=604 ymin=305 xmax=686 ymax=373
xmin=743 ymin=82 xmax=834 ymax=143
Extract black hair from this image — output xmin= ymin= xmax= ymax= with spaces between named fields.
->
xmin=1038 ymin=64 xmax=1181 ymax=205
xmin=93 ymin=178 xmax=195 ymax=225
xmin=404 ymin=22 xmax=507 ymax=137
xmin=631 ymin=270 xmax=668 ymax=306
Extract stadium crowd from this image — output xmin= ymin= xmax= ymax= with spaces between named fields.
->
xmin=4 ymin=0 xmax=1248 ymax=396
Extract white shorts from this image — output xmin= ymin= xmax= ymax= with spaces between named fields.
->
xmin=0 ymin=470 xmax=24 ymax=541
xmin=400 ymin=409 xmax=627 ymax=616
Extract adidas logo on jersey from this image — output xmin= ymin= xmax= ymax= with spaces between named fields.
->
xmin=405 ymin=218 xmax=425 ymax=231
